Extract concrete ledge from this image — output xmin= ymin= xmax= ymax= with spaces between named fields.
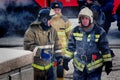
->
xmin=0 ymin=48 xmax=33 ymax=74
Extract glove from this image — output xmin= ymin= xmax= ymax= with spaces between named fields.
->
xmin=110 ymin=49 xmax=115 ymax=58
xmin=104 ymin=61 xmax=112 ymax=75
xmin=63 ymin=57 xmax=70 ymax=71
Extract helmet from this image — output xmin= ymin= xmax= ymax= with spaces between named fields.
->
xmin=38 ymin=8 xmax=55 ymax=30
xmin=78 ymin=7 xmax=93 ymax=23
xmin=38 ymin=8 xmax=51 ymax=22
xmin=50 ymin=2 xmax=63 ymax=9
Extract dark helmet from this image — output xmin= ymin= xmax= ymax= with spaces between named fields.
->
xmin=38 ymin=8 xmax=51 ymax=21
xmin=78 ymin=7 xmax=93 ymax=23
xmin=37 ymin=8 xmax=53 ymax=30
xmin=50 ymin=2 xmax=63 ymax=9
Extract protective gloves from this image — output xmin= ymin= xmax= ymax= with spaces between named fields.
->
xmin=110 ymin=49 xmax=115 ymax=58
xmin=104 ymin=61 xmax=112 ymax=75
xmin=63 ymin=57 xmax=70 ymax=71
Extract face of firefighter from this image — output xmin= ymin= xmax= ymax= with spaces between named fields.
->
xmin=48 ymin=19 xmax=51 ymax=26
xmin=40 ymin=16 xmax=52 ymax=31
xmin=53 ymin=8 xmax=61 ymax=15
xmin=40 ymin=16 xmax=51 ymax=26
xmin=81 ymin=15 xmax=90 ymax=27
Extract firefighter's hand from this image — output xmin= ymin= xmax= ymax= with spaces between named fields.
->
xmin=63 ymin=57 xmax=70 ymax=71
xmin=104 ymin=61 xmax=112 ymax=75
xmin=110 ymin=49 xmax=115 ymax=57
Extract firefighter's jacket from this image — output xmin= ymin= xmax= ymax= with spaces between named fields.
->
xmin=24 ymin=21 xmax=61 ymax=70
xmin=65 ymin=24 xmax=112 ymax=73
xmin=51 ymin=13 xmax=73 ymax=55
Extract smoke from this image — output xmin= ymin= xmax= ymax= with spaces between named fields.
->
xmin=0 ymin=0 xmax=40 ymax=37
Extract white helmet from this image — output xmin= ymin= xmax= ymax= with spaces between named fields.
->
xmin=78 ymin=7 xmax=93 ymax=23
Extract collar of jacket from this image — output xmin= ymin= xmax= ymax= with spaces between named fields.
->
xmin=30 ymin=21 xmax=41 ymax=26
xmin=30 ymin=21 xmax=52 ymax=32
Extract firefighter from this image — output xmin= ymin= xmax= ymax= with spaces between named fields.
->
xmin=50 ymin=1 xmax=73 ymax=79
xmin=63 ymin=7 xmax=113 ymax=80
xmin=81 ymin=0 xmax=105 ymax=28
xmin=24 ymin=8 xmax=62 ymax=80
xmin=112 ymin=0 xmax=120 ymax=31
xmin=98 ymin=0 xmax=114 ymax=33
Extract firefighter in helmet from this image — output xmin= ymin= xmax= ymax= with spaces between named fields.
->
xmin=24 ymin=8 xmax=62 ymax=80
xmin=63 ymin=7 xmax=112 ymax=80
xmin=50 ymin=1 xmax=73 ymax=79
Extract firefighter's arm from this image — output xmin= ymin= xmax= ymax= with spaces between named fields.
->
xmin=24 ymin=28 xmax=38 ymax=51
xmin=65 ymin=20 xmax=73 ymax=39
xmin=63 ymin=29 xmax=76 ymax=70
xmin=98 ymin=31 xmax=112 ymax=75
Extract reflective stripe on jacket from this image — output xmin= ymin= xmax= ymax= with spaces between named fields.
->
xmin=32 ymin=63 xmax=53 ymax=70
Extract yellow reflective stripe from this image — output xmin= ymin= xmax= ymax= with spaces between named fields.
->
xmin=87 ymin=34 xmax=91 ymax=42
xmin=57 ymin=32 xmax=66 ymax=36
xmin=64 ymin=50 xmax=73 ymax=58
xmin=75 ymin=37 xmax=82 ymax=41
xmin=103 ymin=54 xmax=112 ymax=62
xmin=73 ymin=33 xmax=83 ymax=41
xmin=87 ymin=58 xmax=103 ymax=70
xmin=87 ymin=58 xmax=103 ymax=67
xmin=88 ymin=63 xmax=103 ymax=71
xmin=32 ymin=63 xmax=52 ymax=70
xmin=95 ymin=34 xmax=100 ymax=38
xmin=95 ymin=39 xmax=99 ymax=42
xmin=104 ymin=58 xmax=112 ymax=62
xmin=95 ymin=34 xmax=100 ymax=42
xmin=103 ymin=54 xmax=111 ymax=58
xmin=65 ymin=26 xmax=73 ymax=32
xmin=73 ymin=58 xmax=85 ymax=71
xmin=73 ymin=33 xmax=83 ymax=37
